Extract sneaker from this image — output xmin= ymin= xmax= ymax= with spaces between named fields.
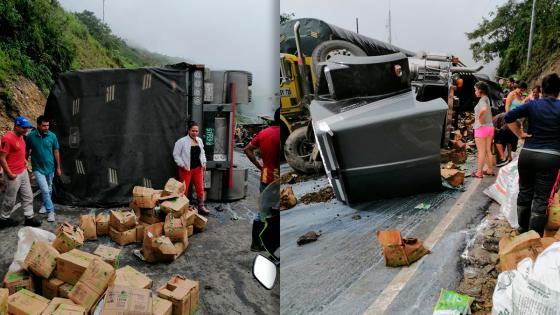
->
xmin=47 ymin=212 xmax=55 ymax=222
xmin=496 ymin=159 xmax=510 ymax=167
xmin=38 ymin=206 xmax=47 ymax=214
xmin=24 ymin=216 xmax=42 ymax=227
xmin=0 ymin=218 xmax=19 ymax=228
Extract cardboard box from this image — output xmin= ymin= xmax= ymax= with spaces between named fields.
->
xmin=132 ymin=186 xmax=160 ymax=209
xmin=162 ymin=178 xmax=186 ymax=197
xmin=184 ymin=210 xmax=195 ymax=227
xmin=58 ymin=284 xmax=73 ymax=299
xmin=93 ymin=245 xmax=121 ymax=267
xmin=3 ymin=270 xmax=34 ymax=295
xmin=42 ymin=278 xmax=65 ymax=299
xmin=51 ymin=303 xmax=85 ymax=315
xmin=67 ymin=282 xmax=99 ymax=313
xmin=499 ymin=231 xmax=550 ymax=271
xmin=136 ymin=222 xmax=148 ymax=243
xmin=56 ymin=250 xmax=97 ymax=285
xmin=24 ymin=241 xmax=60 ymax=279
xmin=0 ymin=288 xmax=8 ymax=315
xmin=193 ymin=213 xmax=208 ymax=232
xmin=8 ymin=289 xmax=49 ymax=315
xmin=109 ymin=209 xmax=137 ymax=232
xmin=101 ymin=286 xmax=152 ymax=315
xmin=79 ymin=215 xmax=96 ymax=241
xmin=187 ymin=225 xmax=193 ymax=237
xmin=164 ymin=214 xmax=188 ymax=242
xmin=153 ymin=296 xmax=172 ymax=315
xmin=95 ymin=213 xmax=109 ymax=236
xmin=68 ymin=259 xmax=115 ymax=314
xmin=154 ymin=236 xmax=177 ymax=262
xmin=129 ymin=200 xmax=141 ymax=219
xmin=160 ymin=197 xmax=189 ymax=218
xmin=140 ymin=213 xmax=163 ymax=225
xmin=112 ymin=266 xmax=152 ymax=289
xmin=109 ymin=227 xmax=137 ymax=246
xmin=156 ymin=275 xmax=199 ymax=315
xmin=41 ymin=297 xmax=76 ymax=315
xmin=52 ymin=223 xmax=85 ymax=254
xmin=173 ymin=235 xmax=189 ymax=257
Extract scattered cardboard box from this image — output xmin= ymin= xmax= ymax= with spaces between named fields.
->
xmin=69 ymin=259 xmax=115 ymax=313
xmin=154 ymin=236 xmax=177 ymax=262
xmin=152 ymin=296 xmax=172 ymax=315
xmin=101 ymin=286 xmax=152 ymax=315
xmin=3 ymin=270 xmax=34 ymax=295
xmin=129 ymin=200 xmax=141 ymax=218
xmin=79 ymin=215 xmax=96 ymax=241
xmin=162 ymin=178 xmax=186 ymax=197
xmin=112 ymin=266 xmax=152 ymax=289
xmin=51 ymin=303 xmax=85 ymax=315
xmin=56 ymin=249 xmax=97 ymax=285
xmin=67 ymin=283 xmax=98 ymax=314
xmin=93 ymin=245 xmax=121 ymax=267
xmin=95 ymin=213 xmax=109 ymax=236
xmin=187 ymin=225 xmax=193 ymax=237
xmin=132 ymin=186 xmax=160 ymax=208
xmin=377 ymin=230 xmax=430 ymax=267
xmin=164 ymin=214 xmax=188 ymax=242
xmin=441 ymin=169 xmax=465 ymax=187
xmin=0 ymin=288 xmax=7 ymax=315
xmin=41 ymin=297 xmax=77 ymax=315
xmin=8 ymin=289 xmax=49 ymax=315
xmin=58 ymin=284 xmax=73 ymax=299
xmin=160 ymin=197 xmax=189 ymax=218
xmin=42 ymin=278 xmax=65 ymax=299
xmin=142 ymin=223 xmax=164 ymax=263
xmin=498 ymin=231 xmax=553 ymax=271
xmin=109 ymin=227 xmax=137 ymax=246
xmin=193 ymin=214 xmax=208 ymax=232
xmin=140 ymin=211 xmax=163 ymax=225
xmin=24 ymin=241 xmax=60 ymax=279
xmin=184 ymin=210 xmax=195 ymax=227
xmin=52 ymin=223 xmax=84 ymax=253
xmin=156 ymin=275 xmax=199 ymax=315
xmin=109 ymin=209 xmax=137 ymax=232
xmin=136 ymin=222 xmax=148 ymax=243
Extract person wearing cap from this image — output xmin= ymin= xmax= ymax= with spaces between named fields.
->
xmin=0 ymin=116 xmax=41 ymax=228
xmin=26 ymin=115 xmax=61 ymax=222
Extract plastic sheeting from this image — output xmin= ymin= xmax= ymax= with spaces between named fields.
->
xmin=45 ymin=64 xmax=201 ymax=206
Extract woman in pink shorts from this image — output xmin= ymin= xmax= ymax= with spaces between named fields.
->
xmin=473 ymin=81 xmax=495 ymax=178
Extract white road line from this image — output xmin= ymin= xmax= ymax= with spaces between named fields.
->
xmin=363 ymin=179 xmax=482 ymax=315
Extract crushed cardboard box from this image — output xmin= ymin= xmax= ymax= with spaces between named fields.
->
xmin=50 ymin=303 xmax=85 ymax=315
xmin=8 ymin=289 xmax=49 ymax=315
xmin=56 ymin=249 xmax=97 ymax=285
xmin=156 ymin=275 xmax=199 ymax=315
xmin=141 ymin=223 xmax=188 ymax=263
xmin=184 ymin=210 xmax=195 ymax=226
xmin=153 ymin=296 xmax=172 ymax=315
xmin=162 ymin=178 xmax=186 ymax=197
xmin=58 ymin=283 xmax=73 ymax=299
xmin=0 ymin=288 xmax=7 ymax=315
xmin=498 ymin=230 xmax=556 ymax=271
xmin=93 ymin=245 xmax=121 ymax=267
xmin=69 ymin=259 xmax=115 ymax=313
xmin=129 ymin=200 xmax=141 ymax=218
xmin=140 ymin=207 xmax=163 ymax=224
xmin=132 ymin=186 xmax=161 ymax=209
xmin=109 ymin=209 xmax=137 ymax=232
xmin=24 ymin=241 xmax=60 ymax=279
xmin=280 ymin=186 xmax=297 ymax=210
xmin=187 ymin=225 xmax=194 ymax=237
xmin=164 ymin=214 xmax=188 ymax=242
xmin=441 ymin=169 xmax=465 ymax=187
xmin=101 ymin=286 xmax=152 ymax=315
xmin=136 ymin=222 xmax=148 ymax=243
xmin=109 ymin=227 xmax=137 ymax=246
xmin=112 ymin=265 xmax=152 ymax=289
xmin=376 ymin=229 xmax=430 ymax=267
xmin=42 ymin=278 xmax=65 ymax=299
xmin=52 ymin=223 xmax=85 ymax=253
xmin=3 ymin=270 xmax=34 ymax=295
xmin=193 ymin=213 xmax=208 ymax=232
xmin=41 ymin=297 xmax=77 ymax=315
xmin=95 ymin=213 xmax=109 ymax=236
xmin=160 ymin=196 xmax=189 ymax=218
xmin=79 ymin=214 xmax=97 ymax=241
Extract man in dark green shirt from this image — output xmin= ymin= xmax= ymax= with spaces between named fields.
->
xmin=26 ymin=116 xmax=61 ymax=222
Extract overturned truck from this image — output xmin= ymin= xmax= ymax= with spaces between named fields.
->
xmin=45 ymin=63 xmax=252 ymax=206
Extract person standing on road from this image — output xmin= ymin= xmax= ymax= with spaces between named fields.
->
xmin=244 ymin=108 xmax=280 ymax=251
xmin=26 ymin=116 xmax=61 ymax=222
xmin=505 ymin=73 xmax=560 ymax=236
xmin=173 ymin=121 xmax=209 ymax=215
xmin=472 ymin=81 xmax=495 ymax=178
xmin=0 ymin=116 xmax=41 ymax=228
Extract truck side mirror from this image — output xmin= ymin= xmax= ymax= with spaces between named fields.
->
xmin=252 ymin=254 xmax=277 ymax=290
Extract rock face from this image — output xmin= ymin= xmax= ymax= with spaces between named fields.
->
xmin=0 ymin=76 xmax=46 ymax=134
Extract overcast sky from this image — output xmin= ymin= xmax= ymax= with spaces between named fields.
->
xmin=58 ymin=0 xmax=279 ymax=119
xmin=281 ymin=0 xmax=508 ymax=79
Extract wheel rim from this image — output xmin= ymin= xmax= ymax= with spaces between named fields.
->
xmin=325 ymin=48 xmax=355 ymax=61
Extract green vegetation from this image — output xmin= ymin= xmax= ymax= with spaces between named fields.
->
xmin=0 ymin=0 xmax=184 ymax=99
xmin=467 ymin=0 xmax=560 ymax=81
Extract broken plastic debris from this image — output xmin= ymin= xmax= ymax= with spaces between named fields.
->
xmin=415 ymin=203 xmax=431 ymax=210
xmin=433 ymin=289 xmax=473 ymax=315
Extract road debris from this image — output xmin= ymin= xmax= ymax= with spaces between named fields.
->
xmin=376 ymin=230 xmax=430 ymax=267
xmin=433 ymin=289 xmax=474 ymax=315
xmin=415 ymin=203 xmax=431 ymax=210
xmin=279 ymin=171 xmax=323 ymax=185
xmin=297 ymin=231 xmax=322 ymax=246
xmin=300 ymin=187 xmax=334 ymax=204
xmin=352 ymin=215 xmax=361 ymax=220
xmin=441 ymin=169 xmax=465 ymax=188
xmin=280 ymin=186 xmax=297 ymax=210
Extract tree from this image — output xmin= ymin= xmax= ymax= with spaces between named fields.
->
xmin=280 ymin=13 xmax=294 ymax=25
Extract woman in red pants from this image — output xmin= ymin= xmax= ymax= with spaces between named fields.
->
xmin=173 ymin=121 xmax=209 ymax=215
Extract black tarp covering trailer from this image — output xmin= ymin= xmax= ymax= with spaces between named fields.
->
xmin=280 ymin=18 xmax=416 ymax=57
xmin=45 ymin=63 xmax=251 ymax=207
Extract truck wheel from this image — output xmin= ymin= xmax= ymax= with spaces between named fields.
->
xmin=311 ymin=40 xmax=366 ymax=74
xmin=284 ymin=126 xmax=323 ymax=174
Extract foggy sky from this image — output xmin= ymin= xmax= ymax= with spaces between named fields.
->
xmin=281 ymin=0 xmax=508 ymax=79
xmin=58 ymin=0 xmax=279 ymax=119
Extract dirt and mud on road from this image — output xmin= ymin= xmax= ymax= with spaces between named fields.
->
xmin=300 ymin=187 xmax=334 ymax=204
xmin=279 ymin=170 xmax=325 ymax=185
xmin=0 ymin=151 xmax=278 ymax=315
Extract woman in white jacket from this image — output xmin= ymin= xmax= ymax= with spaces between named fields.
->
xmin=173 ymin=121 xmax=209 ymax=215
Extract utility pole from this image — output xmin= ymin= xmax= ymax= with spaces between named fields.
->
xmin=103 ymin=0 xmax=105 ymax=22
xmin=356 ymin=17 xmax=359 ymax=34
xmin=526 ymin=0 xmax=537 ymax=69
xmin=387 ymin=0 xmax=392 ymax=44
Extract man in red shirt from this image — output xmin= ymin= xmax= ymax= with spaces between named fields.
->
xmin=244 ymin=108 xmax=280 ymax=251
xmin=0 ymin=116 xmax=42 ymax=228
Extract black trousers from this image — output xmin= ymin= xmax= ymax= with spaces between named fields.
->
xmin=517 ymin=149 xmax=560 ymax=235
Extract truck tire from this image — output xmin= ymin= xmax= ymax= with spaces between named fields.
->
xmin=284 ymin=126 xmax=323 ymax=174
xmin=311 ymin=40 xmax=366 ymax=74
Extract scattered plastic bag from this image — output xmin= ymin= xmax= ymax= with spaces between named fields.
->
xmin=483 ymin=158 xmax=519 ymax=228
xmin=8 ymin=226 xmax=56 ymax=273
xmin=433 ymin=289 xmax=474 ymax=315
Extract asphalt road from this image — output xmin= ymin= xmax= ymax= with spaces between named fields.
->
xmin=280 ymin=160 xmax=495 ymax=315
xmin=0 ymin=151 xmax=278 ymax=315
